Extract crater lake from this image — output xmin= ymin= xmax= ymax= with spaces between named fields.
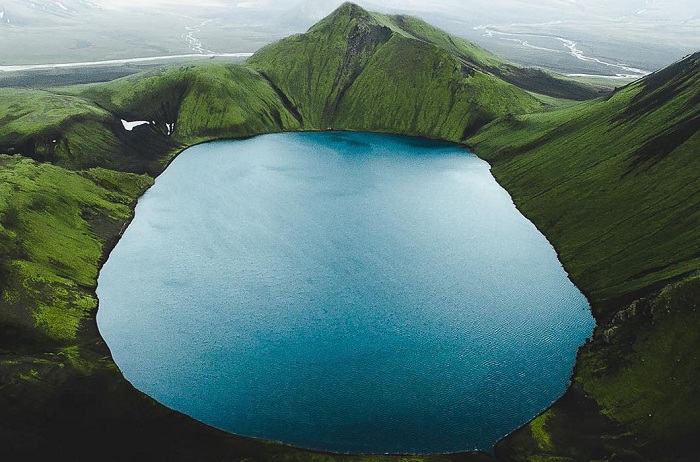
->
xmin=97 ymin=132 xmax=595 ymax=454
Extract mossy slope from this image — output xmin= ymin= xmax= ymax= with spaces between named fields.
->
xmin=73 ymin=64 xmax=304 ymax=145
xmin=2 ymin=64 xmax=304 ymax=175
xmin=469 ymin=52 xmax=700 ymax=312
xmin=495 ymin=276 xmax=700 ymax=462
xmin=0 ymin=158 xmax=152 ymax=344
xmin=468 ymin=52 xmax=700 ymax=462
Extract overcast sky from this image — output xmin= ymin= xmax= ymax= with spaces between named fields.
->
xmin=80 ymin=0 xmax=700 ymax=34
xmin=93 ymin=0 xmax=700 ymax=17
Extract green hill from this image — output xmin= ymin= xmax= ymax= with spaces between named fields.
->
xmin=246 ymin=2 xmax=598 ymax=137
xmin=0 ymin=2 xmax=698 ymax=461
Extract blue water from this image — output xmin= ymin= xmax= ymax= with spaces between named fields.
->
xmin=97 ymin=132 xmax=594 ymax=454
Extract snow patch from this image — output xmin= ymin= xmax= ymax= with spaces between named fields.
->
xmin=121 ymin=119 xmax=150 ymax=131
xmin=55 ymin=2 xmax=68 ymax=11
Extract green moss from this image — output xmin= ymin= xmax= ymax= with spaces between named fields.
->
xmin=331 ymin=35 xmax=539 ymax=140
xmin=383 ymin=14 xmax=600 ymax=101
xmin=529 ymin=411 xmax=554 ymax=451
xmin=0 ymin=155 xmax=151 ymax=342
xmin=0 ymin=88 xmax=111 ymax=139
xmin=18 ymin=369 xmax=41 ymax=382
xmin=469 ymin=53 xmax=700 ymax=309
xmin=247 ymin=4 xmax=542 ymax=136
xmin=175 ymin=65 xmax=302 ymax=142
xmin=577 ymin=276 xmax=700 ymax=441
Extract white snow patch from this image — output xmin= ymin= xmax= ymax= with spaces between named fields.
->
xmin=121 ymin=119 xmax=150 ymax=131
xmin=55 ymin=2 xmax=68 ymax=11
xmin=0 ymin=11 xmax=4 ymax=19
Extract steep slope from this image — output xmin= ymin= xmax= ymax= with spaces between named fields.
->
xmin=0 ymin=88 xmax=125 ymax=168
xmin=469 ymin=52 xmax=700 ymax=312
xmin=468 ymin=52 xmax=700 ymax=461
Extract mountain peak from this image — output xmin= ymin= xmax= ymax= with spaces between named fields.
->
xmin=310 ymin=2 xmax=375 ymax=31
xmin=334 ymin=2 xmax=369 ymax=17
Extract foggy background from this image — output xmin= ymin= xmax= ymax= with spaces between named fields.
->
xmin=1 ymin=0 xmax=699 ymax=78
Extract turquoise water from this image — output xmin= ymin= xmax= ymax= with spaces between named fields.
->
xmin=97 ymin=132 xmax=594 ymax=454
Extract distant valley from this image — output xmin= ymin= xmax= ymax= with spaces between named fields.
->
xmin=1 ymin=0 xmax=699 ymax=79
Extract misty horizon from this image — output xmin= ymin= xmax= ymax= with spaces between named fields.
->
xmin=1 ymin=0 xmax=699 ymax=79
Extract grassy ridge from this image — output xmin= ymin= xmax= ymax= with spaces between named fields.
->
xmin=468 ymin=52 xmax=700 ymax=461
xmin=0 ymin=89 xmax=122 ymax=169
xmin=332 ymin=34 xmax=538 ymax=140
xmin=384 ymin=14 xmax=603 ymax=101
xmin=71 ymin=64 xmax=303 ymax=145
xmin=468 ymin=52 xmax=700 ymax=311
xmin=2 ymin=63 xmax=305 ymax=175
xmin=248 ymin=3 xmax=397 ymax=128
xmin=0 ymin=86 xmax=179 ymax=173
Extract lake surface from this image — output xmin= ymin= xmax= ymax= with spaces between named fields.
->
xmin=97 ymin=132 xmax=594 ymax=454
